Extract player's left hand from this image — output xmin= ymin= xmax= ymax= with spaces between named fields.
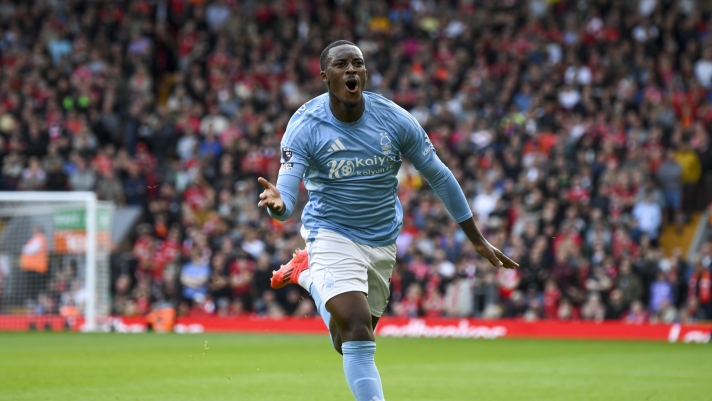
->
xmin=473 ymin=239 xmax=519 ymax=269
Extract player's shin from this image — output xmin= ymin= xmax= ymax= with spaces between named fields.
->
xmin=303 ymin=270 xmax=335 ymax=344
xmin=342 ymin=341 xmax=385 ymax=401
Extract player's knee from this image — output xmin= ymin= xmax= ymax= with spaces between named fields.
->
xmin=332 ymin=334 xmax=343 ymax=355
xmin=340 ymin=321 xmax=374 ymax=343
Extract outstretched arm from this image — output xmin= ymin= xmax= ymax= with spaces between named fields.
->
xmin=417 ymin=157 xmax=518 ymax=269
xmin=400 ymin=111 xmax=517 ymax=269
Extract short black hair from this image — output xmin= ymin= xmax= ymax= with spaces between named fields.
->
xmin=320 ymin=40 xmax=358 ymax=70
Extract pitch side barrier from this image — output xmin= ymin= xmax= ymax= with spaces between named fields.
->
xmin=1 ymin=315 xmax=710 ymax=343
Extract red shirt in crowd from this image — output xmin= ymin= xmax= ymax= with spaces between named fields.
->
xmin=229 ymin=258 xmax=255 ymax=297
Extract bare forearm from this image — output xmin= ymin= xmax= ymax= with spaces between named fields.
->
xmin=458 ymin=217 xmax=487 ymax=245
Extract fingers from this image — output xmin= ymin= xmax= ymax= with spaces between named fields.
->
xmin=257 ymin=199 xmax=275 ymax=209
xmin=476 ymin=246 xmax=502 ymax=267
xmin=488 ymin=253 xmax=503 ymax=267
xmin=494 ymin=248 xmax=519 ymax=269
xmin=257 ymin=177 xmax=274 ymax=190
xmin=477 ymin=243 xmax=518 ymax=269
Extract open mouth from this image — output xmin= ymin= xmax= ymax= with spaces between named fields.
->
xmin=345 ymin=80 xmax=358 ymax=93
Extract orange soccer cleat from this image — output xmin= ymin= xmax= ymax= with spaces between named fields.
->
xmin=270 ymin=248 xmax=309 ymax=289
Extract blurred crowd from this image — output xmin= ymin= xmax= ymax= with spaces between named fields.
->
xmin=2 ymin=0 xmax=712 ymax=323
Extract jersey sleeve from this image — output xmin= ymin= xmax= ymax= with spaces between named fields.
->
xmin=417 ymin=156 xmax=473 ymax=223
xmin=399 ymin=111 xmax=473 ymax=223
xmin=268 ymin=119 xmax=312 ymax=221
xmin=399 ymin=111 xmax=438 ymax=171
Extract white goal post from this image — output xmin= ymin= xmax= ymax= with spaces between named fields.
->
xmin=0 ymin=192 xmax=114 ymax=332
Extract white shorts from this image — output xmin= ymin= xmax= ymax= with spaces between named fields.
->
xmin=302 ymin=227 xmax=397 ymax=317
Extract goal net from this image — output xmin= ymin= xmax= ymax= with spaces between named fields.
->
xmin=0 ymin=192 xmax=114 ymax=332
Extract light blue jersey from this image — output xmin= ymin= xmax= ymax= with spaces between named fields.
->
xmin=269 ymin=92 xmax=472 ymax=246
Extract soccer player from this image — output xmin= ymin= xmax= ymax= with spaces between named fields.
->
xmin=257 ymin=40 xmax=518 ymax=401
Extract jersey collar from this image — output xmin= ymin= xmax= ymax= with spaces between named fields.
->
xmin=324 ymin=92 xmax=371 ymax=129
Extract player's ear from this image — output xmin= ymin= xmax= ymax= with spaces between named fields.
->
xmin=320 ymin=70 xmax=329 ymax=85
xmin=365 ymin=69 xmax=368 ymax=81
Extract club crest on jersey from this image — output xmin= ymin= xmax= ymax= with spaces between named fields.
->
xmin=281 ymin=147 xmax=293 ymax=162
xmin=380 ymin=132 xmax=392 ymax=155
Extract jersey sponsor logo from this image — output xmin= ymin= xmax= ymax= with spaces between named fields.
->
xmin=422 ymin=134 xmax=435 ymax=156
xmin=281 ymin=147 xmax=293 ymax=162
xmin=327 ymin=159 xmax=355 ymax=179
xmin=355 ymin=155 xmax=393 ymax=167
xmin=327 ymin=138 xmax=347 ymax=153
xmin=357 ymin=165 xmax=394 ymax=176
xmin=327 ymin=155 xmax=398 ymax=179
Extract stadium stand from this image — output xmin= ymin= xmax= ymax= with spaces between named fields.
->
xmin=1 ymin=0 xmax=712 ymax=324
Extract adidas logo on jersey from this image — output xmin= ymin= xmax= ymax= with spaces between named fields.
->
xmin=327 ymin=138 xmax=347 ymax=152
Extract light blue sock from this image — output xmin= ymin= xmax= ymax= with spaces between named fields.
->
xmin=342 ymin=341 xmax=385 ymax=401
xmin=308 ymin=282 xmax=333 ymax=342
xmin=298 ymin=256 xmax=334 ymax=345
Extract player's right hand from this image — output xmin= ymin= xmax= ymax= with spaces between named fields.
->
xmin=257 ymin=177 xmax=285 ymax=215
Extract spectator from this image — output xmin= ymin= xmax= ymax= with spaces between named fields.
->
xmin=205 ymin=0 xmax=231 ymax=33
xmin=229 ymin=254 xmax=255 ymax=306
xmin=557 ymin=298 xmax=578 ymax=321
xmin=207 ymin=253 xmax=231 ymax=305
xmin=95 ymin=169 xmax=126 ymax=207
xmin=657 ymin=150 xmax=683 ymax=226
xmin=615 ymin=260 xmax=644 ymax=308
xmin=45 ymin=157 xmax=68 ymax=191
xmin=18 ymin=157 xmax=46 ymax=191
xmin=123 ymin=164 xmax=146 ymax=206
xmin=68 ymin=158 xmax=95 ymax=192
xmin=581 ymin=293 xmax=605 ymax=322
xmin=680 ymin=297 xmax=706 ymax=323
xmin=395 ymin=283 xmax=423 ymax=317
xmin=474 ymin=269 xmax=499 ymax=318
xmin=605 ymin=289 xmax=627 ymax=320
xmin=443 ymin=272 xmax=474 ymax=317
xmin=624 ymin=300 xmax=649 ymax=325
xmin=694 ymin=48 xmax=712 ymax=89
xmin=585 ymin=265 xmax=613 ymax=295
xmin=199 ymin=125 xmax=222 ymax=160
xmin=19 ymin=226 xmax=49 ymax=304
xmin=255 ymin=291 xmax=284 ymax=318
xmin=674 ymin=142 xmax=702 ymax=216
xmin=649 ymin=271 xmax=673 ymax=313
xmin=180 ymin=249 xmax=210 ymax=304
xmin=650 ymin=299 xmax=678 ymax=324
xmin=687 ymin=258 xmax=712 ymax=319
xmin=632 ymin=191 xmax=662 ymax=242
xmin=472 ymin=182 xmax=500 ymax=226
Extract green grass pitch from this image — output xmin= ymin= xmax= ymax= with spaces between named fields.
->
xmin=0 ymin=332 xmax=709 ymax=401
